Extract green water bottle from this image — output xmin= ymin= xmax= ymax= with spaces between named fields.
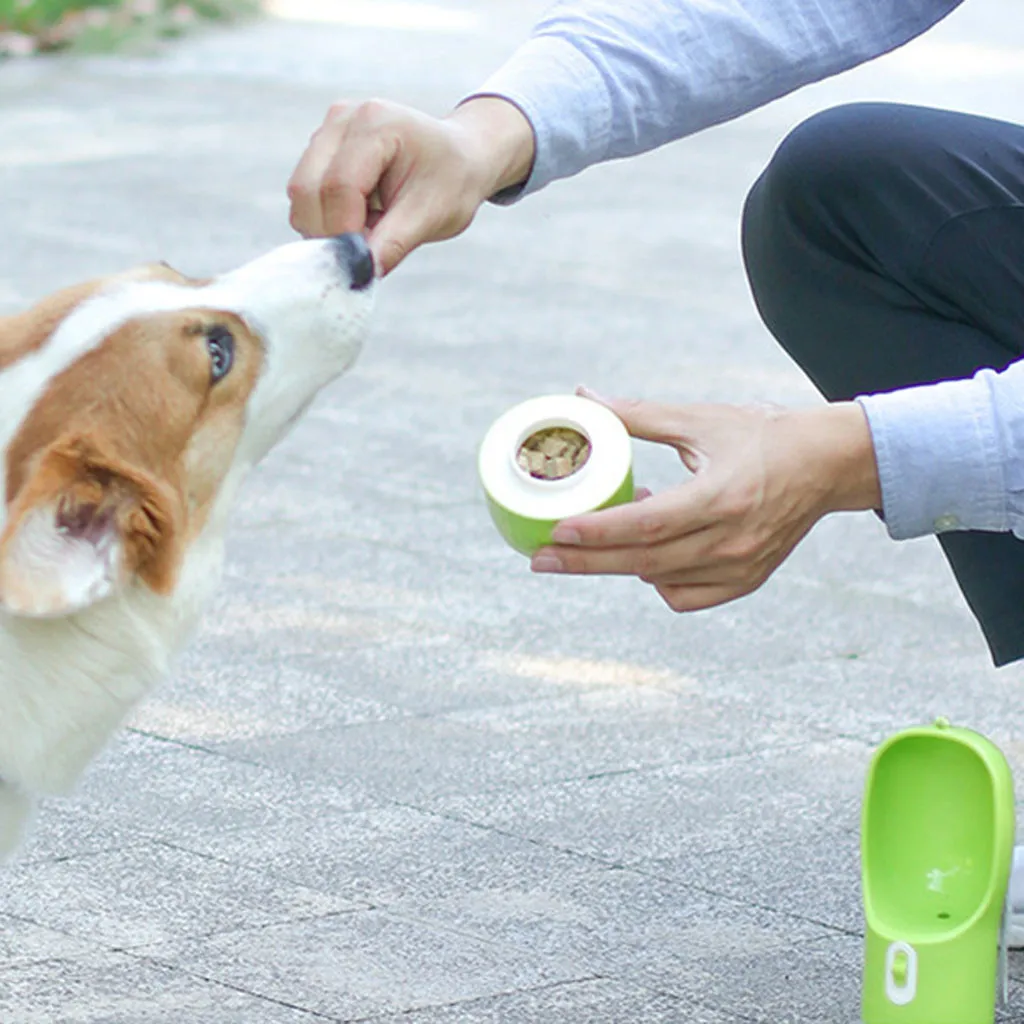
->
xmin=861 ymin=719 xmax=1015 ymax=1024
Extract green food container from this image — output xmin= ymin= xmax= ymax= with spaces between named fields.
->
xmin=478 ymin=394 xmax=635 ymax=556
xmin=861 ymin=719 xmax=1015 ymax=1024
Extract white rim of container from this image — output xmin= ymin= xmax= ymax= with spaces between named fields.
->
xmin=478 ymin=395 xmax=633 ymax=521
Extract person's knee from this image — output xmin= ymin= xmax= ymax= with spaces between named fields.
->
xmin=741 ymin=104 xmax=921 ymax=325
xmin=745 ymin=104 xmax=906 ymax=247
xmin=740 ymin=105 xmax=904 ymax=373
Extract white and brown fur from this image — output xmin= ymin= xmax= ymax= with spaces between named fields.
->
xmin=0 ymin=236 xmax=374 ymax=855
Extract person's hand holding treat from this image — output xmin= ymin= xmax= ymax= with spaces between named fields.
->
xmin=288 ymin=97 xmax=535 ymax=276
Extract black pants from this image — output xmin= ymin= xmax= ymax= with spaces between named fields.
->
xmin=742 ymin=103 xmax=1024 ymax=666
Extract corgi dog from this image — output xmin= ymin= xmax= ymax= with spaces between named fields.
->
xmin=0 ymin=234 xmax=374 ymax=855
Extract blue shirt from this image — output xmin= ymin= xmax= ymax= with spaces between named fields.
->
xmin=469 ymin=0 xmax=1024 ymax=543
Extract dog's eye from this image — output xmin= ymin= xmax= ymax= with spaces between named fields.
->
xmin=206 ymin=326 xmax=235 ymax=383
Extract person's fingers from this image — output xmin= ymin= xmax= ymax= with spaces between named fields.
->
xmin=319 ymin=129 xmax=400 ymax=238
xmin=531 ymin=520 xmax=721 ymax=578
xmin=531 ymin=544 xmax=642 ymax=576
xmin=289 ymin=98 xmax=499 ymax=272
xmin=550 ymin=482 xmax=715 ymax=550
xmin=575 ymin=386 xmax=689 ymax=447
xmin=288 ymin=102 xmax=395 ymax=240
xmin=368 ymin=204 xmax=416 ymax=276
xmin=530 ymin=536 xmax=752 ymax=609
xmin=634 ymin=486 xmax=653 ymax=502
xmin=318 ymin=175 xmax=375 ymax=239
xmin=288 ymin=126 xmax=336 ymax=238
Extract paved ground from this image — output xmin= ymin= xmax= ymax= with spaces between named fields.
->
xmin=2 ymin=2 xmax=1024 ymax=1021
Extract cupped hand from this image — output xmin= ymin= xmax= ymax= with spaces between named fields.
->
xmin=531 ymin=389 xmax=881 ymax=612
xmin=287 ymin=96 xmax=535 ymax=275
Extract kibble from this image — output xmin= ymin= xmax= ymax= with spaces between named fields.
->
xmin=517 ymin=427 xmax=591 ymax=480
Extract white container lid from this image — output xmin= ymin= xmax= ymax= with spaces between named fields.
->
xmin=478 ymin=395 xmax=633 ymax=521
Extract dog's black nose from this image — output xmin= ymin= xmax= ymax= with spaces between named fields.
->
xmin=330 ymin=233 xmax=375 ymax=291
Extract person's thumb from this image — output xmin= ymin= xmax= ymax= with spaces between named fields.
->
xmin=367 ymin=222 xmax=412 ymax=277
xmin=369 ymin=182 xmax=452 ymax=275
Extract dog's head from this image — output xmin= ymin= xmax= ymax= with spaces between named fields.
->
xmin=0 ymin=235 xmax=373 ymax=618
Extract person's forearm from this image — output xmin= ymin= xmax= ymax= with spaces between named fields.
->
xmin=470 ymin=0 xmax=963 ymax=199
xmin=447 ymin=97 xmax=535 ymax=200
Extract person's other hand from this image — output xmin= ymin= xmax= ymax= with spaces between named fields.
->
xmin=288 ymin=96 xmax=535 ymax=275
xmin=530 ymin=388 xmax=882 ymax=611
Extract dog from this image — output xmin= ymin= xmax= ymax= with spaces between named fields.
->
xmin=0 ymin=234 xmax=374 ymax=855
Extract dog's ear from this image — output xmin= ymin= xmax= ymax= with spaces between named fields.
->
xmin=0 ymin=436 xmax=185 ymax=618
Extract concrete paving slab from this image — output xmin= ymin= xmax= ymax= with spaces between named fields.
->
xmin=213 ymin=685 xmax=825 ymax=803
xmin=0 ymin=913 xmax=93 ymax=970
xmin=435 ymin=738 xmax=870 ymax=865
xmin=362 ymin=977 xmax=736 ymax=1024
xmin=168 ymin=803 xmax=603 ymax=905
xmin=647 ymin=933 xmax=865 ymax=1022
xmin=141 ymin=909 xmax=589 ymax=1020
xmin=0 ymin=843 xmax=361 ymax=948
xmin=0 ymin=951 xmax=329 ymax=1023
xmin=228 ymin=638 xmax=698 ymax=719
xmin=13 ymin=801 xmax=150 ymax=868
xmin=701 ymin=651 xmax=1024 ymax=756
xmin=641 ymin=824 xmax=864 ymax=935
xmin=131 ymin=650 xmax=409 ymax=746
xmin=59 ymin=731 xmax=381 ymax=846
xmin=381 ymin=865 xmax=836 ymax=977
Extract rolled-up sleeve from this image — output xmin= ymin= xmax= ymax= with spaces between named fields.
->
xmin=857 ymin=360 xmax=1024 ymax=541
xmin=471 ymin=0 xmax=964 ymax=200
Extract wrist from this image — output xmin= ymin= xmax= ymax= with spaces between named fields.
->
xmin=447 ymin=96 xmax=536 ymax=200
xmin=786 ymin=403 xmax=882 ymax=514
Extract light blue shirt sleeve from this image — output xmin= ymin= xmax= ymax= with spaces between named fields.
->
xmin=470 ymin=0 xmax=964 ymax=199
xmin=858 ymin=364 xmax=1024 ymax=541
